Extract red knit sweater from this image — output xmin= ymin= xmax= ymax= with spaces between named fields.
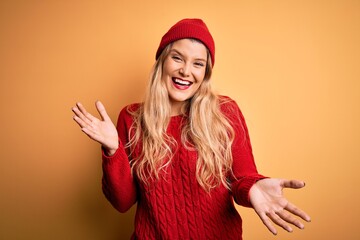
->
xmin=101 ymin=96 xmax=266 ymax=240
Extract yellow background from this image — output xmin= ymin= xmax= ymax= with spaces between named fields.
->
xmin=1 ymin=0 xmax=359 ymax=239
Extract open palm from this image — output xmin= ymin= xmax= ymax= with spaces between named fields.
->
xmin=72 ymin=101 xmax=118 ymax=155
xmin=249 ymin=178 xmax=311 ymax=235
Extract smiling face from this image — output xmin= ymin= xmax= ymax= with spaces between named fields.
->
xmin=162 ymin=39 xmax=208 ymax=115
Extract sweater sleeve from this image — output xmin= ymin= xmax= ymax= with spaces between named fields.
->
xmin=101 ymin=105 xmax=138 ymax=213
xmin=220 ymin=96 xmax=267 ymax=208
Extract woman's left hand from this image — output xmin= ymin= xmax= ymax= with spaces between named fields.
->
xmin=249 ymin=178 xmax=311 ymax=235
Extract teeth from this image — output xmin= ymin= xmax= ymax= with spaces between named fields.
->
xmin=174 ymin=78 xmax=191 ymax=86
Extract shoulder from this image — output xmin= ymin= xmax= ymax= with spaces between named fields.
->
xmin=118 ymin=102 xmax=142 ymax=123
xmin=218 ymin=95 xmax=241 ymax=114
xmin=119 ymin=102 xmax=141 ymax=114
xmin=217 ymin=95 xmax=248 ymax=128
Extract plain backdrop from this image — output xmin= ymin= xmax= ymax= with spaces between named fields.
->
xmin=0 ymin=0 xmax=359 ymax=239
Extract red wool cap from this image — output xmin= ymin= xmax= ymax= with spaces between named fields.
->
xmin=155 ymin=18 xmax=215 ymax=67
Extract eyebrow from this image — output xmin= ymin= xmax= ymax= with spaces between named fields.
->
xmin=169 ymin=49 xmax=207 ymax=62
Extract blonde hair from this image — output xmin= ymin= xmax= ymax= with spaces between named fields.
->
xmin=127 ymin=41 xmax=235 ymax=192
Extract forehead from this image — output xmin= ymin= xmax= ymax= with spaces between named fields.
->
xmin=170 ymin=39 xmax=207 ymax=59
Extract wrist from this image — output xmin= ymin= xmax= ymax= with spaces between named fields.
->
xmin=103 ymin=146 xmax=118 ymax=156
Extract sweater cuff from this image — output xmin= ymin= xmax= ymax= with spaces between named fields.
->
xmin=233 ymin=175 xmax=268 ymax=208
xmin=101 ymin=139 xmax=125 ymax=163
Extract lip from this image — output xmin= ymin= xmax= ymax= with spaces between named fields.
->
xmin=172 ymin=77 xmax=193 ymax=90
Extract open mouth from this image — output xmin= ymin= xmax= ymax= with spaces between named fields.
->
xmin=172 ymin=77 xmax=193 ymax=88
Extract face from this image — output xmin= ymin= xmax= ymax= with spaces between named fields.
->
xmin=162 ymin=39 xmax=208 ymax=115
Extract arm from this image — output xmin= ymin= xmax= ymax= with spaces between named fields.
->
xmin=72 ymin=101 xmax=137 ymax=212
xmin=220 ymin=97 xmax=267 ymax=207
xmin=220 ymin=98 xmax=311 ymax=234
xmin=101 ymin=105 xmax=138 ymax=212
xmin=101 ymin=143 xmax=137 ymax=213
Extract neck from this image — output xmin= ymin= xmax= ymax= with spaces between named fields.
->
xmin=170 ymin=100 xmax=185 ymax=116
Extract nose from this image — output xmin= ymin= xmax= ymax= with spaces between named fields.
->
xmin=179 ymin=63 xmax=190 ymax=77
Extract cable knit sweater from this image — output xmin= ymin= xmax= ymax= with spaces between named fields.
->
xmin=101 ymin=96 xmax=266 ymax=240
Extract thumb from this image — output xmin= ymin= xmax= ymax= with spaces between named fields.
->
xmin=95 ymin=100 xmax=110 ymax=121
xmin=281 ymin=179 xmax=306 ymax=189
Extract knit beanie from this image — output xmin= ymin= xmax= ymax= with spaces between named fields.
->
xmin=155 ymin=18 xmax=215 ymax=66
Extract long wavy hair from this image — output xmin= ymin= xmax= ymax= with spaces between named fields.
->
xmin=127 ymin=40 xmax=235 ymax=192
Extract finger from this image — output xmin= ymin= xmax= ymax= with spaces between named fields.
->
xmin=72 ymin=106 xmax=93 ymax=126
xmin=73 ymin=115 xmax=98 ymax=136
xmin=285 ymin=202 xmax=311 ymax=222
xmin=81 ymin=126 xmax=102 ymax=142
xmin=258 ymin=212 xmax=278 ymax=235
xmin=72 ymin=106 xmax=86 ymax=121
xmin=267 ymin=212 xmax=293 ymax=233
xmin=76 ymin=102 xmax=96 ymax=122
xmin=277 ymin=210 xmax=304 ymax=229
xmin=73 ymin=110 xmax=100 ymax=134
xmin=281 ymin=179 xmax=306 ymax=189
xmin=72 ymin=106 xmax=83 ymax=118
xmin=95 ymin=100 xmax=110 ymax=121
xmin=73 ymin=115 xmax=88 ymax=129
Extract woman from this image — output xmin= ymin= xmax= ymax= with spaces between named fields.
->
xmin=72 ymin=18 xmax=311 ymax=239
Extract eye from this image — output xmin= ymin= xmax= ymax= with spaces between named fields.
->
xmin=171 ymin=55 xmax=182 ymax=62
xmin=194 ymin=61 xmax=205 ymax=67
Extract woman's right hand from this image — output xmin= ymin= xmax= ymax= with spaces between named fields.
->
xmin=72 ymin=101 xmax=118 ymax=156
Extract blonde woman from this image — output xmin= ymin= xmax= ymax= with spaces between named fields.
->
xmin=72 ymin=18 xmax=311 ymax=240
